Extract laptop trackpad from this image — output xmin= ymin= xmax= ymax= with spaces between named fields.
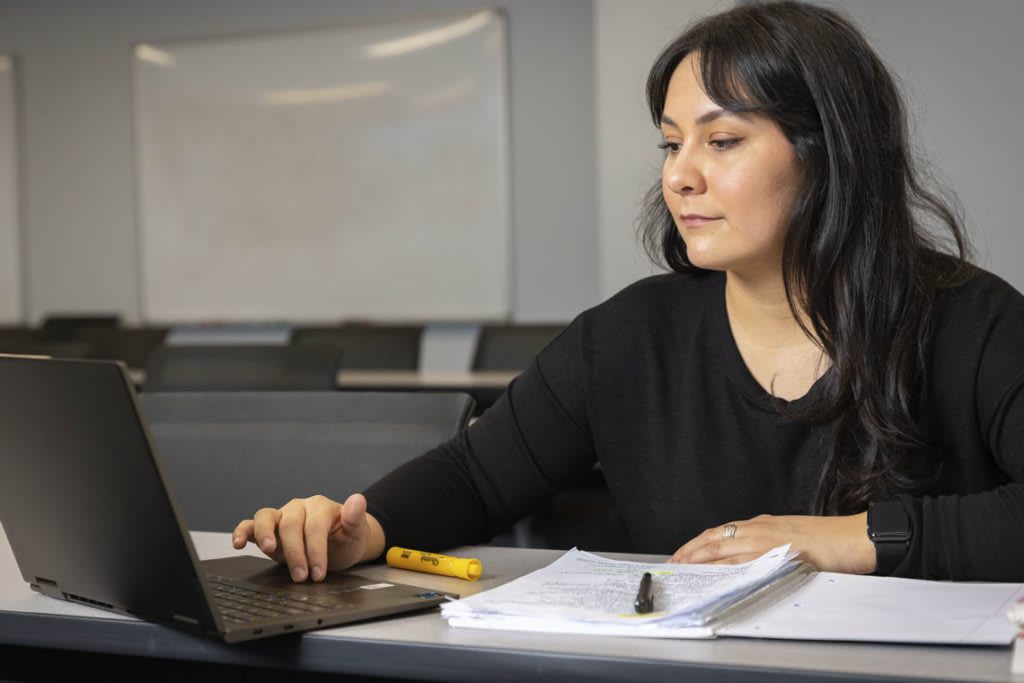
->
xmin=201 ymin=556 xmax=384 ymax=603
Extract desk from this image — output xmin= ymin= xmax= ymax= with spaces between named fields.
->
xmin=336 ymin=369 xmax=517 ymax=389
xmin=0 ymin=527 xmax=1018 ymax=682
xmin=337 ymin=370 xmax=516 ymax=412
xmin=125 ymin=369 xmax=515 ymax=410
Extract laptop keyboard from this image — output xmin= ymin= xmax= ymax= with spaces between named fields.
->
xmin=206 ymin=574 xmax=337 ymax=624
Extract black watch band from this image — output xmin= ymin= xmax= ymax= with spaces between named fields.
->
xmin=867 ymin=498 xmax=911 ymax=576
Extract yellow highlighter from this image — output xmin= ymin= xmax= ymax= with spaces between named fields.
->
xmin=386 ymin=547 xmax=482 ymax=581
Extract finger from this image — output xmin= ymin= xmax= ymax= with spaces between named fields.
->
xmin=277 ymin=500 xmax=310 ymax=582
xmin=675 ymin=536 xmax=766 ymax=564
xmin=670 ymin=543 xmax=695 ymax=564
xmin=672 ymin=540 xmax=727 ymax=564
xmin=337 ymin=493 xmax=368 ymax=537
xmin=232 ymin=519 xmax=254 ymax=548
xmin=252 ymin=507 xmax=283 ymax=554
xmin=670 ymin=533 xmax=711 ymax=563
xmin=304 ymin=497 xmax=342 ymax=582
xmin=671 ymin=523 xmax=739 ymax=563
xmin=708 ymin=553 xmax=761 ymax=565
xmin=703 ymin=534 xmax=780 ymax=563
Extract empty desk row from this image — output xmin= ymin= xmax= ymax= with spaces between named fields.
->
xmin=0 ymin=322 xmax=567 ymax=374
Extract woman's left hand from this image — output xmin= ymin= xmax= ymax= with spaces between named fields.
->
xmin=670 ymin=512 xmax=876 ymax=574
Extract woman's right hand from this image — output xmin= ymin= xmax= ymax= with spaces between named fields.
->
xmin=232 ymin=492 xmax=385 ymax=582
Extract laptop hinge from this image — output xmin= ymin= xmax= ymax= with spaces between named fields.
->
xmin=32 ymin=577 xmax=62 ymax=599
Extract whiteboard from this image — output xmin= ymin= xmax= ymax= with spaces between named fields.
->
xmin=132 ymin=11 xmax=509 ymax=322
xmin=0 ymin=55 xmax=21 ymax=322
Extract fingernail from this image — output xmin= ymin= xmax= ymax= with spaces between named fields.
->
xmin=291 ymin=566 xmax=307 ymax=582
xmin=311 ymin=565 xmax=323 ymax=581
xmin=232 ymin=536 xmax=242 ymax=546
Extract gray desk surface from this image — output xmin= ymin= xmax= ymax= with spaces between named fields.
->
xmin=127 ymin=368 xmax=518 ymax=391
xmin=1 ymin=526 xmax=1020 ymax=683
xmin=336 ymin=370 xmax=517 ymax=387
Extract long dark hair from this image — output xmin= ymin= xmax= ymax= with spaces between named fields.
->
xmin=638 ymin=1 xmax=973 ymax=513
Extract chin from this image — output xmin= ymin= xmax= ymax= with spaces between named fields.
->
xmin=683 ymin=248 xmax=729 ymax=272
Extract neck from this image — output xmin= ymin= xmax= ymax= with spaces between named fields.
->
xmin=724 ymin=270 xmax=816 ymax=349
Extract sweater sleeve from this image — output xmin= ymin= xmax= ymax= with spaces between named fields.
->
xmin=362 ymin=316 xmax=597 ymax=554
xmin=895 ymin=276 xmax=1024 ymax=581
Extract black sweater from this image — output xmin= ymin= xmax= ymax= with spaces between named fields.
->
xmin=366 ymin=269 xmax=1024 ymax=581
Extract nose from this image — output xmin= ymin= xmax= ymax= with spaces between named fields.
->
xmin=664 ymin=146 xmax=706 ymax=196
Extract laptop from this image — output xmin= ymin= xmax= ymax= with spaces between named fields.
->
xmin=0 ymin=355 xmax=451 ymax=643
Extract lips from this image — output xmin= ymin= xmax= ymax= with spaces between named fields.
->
xmin=681 ymin=214 xmax=721 ymax=228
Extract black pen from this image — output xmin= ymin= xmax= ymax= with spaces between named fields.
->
xmin=634 ymin=572 xmax=654 ymax=614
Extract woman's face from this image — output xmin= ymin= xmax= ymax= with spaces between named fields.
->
xmin=660 ymin=54 xmax=802 ymax=281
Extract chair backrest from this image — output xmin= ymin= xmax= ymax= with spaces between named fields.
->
xmin=0 ymin=336 xmax=92 ymax=359
xmin=143 ymin=343 xmax=342 ymax=391
xmin=41 ymin=314 xmax=120 ymax=342
xmin=137 ymin=391 xmax=474 ymax=531
xmin=472 ymin=324 xmax=566 ymax=371
xmin=0 ymin=327 xmax=42 ymax=353
xmin=290 ymin=324 xmax=422 ymax=370
xmin=497 ymin=467 xmax=633 ymax=553
xmin=78 ymin=326 xmax=169 ymax=369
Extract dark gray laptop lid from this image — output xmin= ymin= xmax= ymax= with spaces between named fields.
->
xmin=0 ymin=356 xmax=218 ymax=632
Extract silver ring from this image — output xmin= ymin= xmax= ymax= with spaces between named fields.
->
xmin=722 ymin=523 xmax=737 ymax=539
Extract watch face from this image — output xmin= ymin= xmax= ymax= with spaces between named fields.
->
xmin=869 ymin=500 xmax=911 ymax=542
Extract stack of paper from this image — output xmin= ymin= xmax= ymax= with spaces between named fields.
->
xmin=1011 ymin=598 xmax=1024 ymax=673
xmin=441 ymin=545 xmax=801 ymax=638
xmin=443 ymin=546 xmax=1024 ymax=645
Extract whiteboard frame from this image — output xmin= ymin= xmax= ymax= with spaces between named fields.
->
xmin=0 ymin=53 xmax=24 ymax=323
xmin=131 ymin=10 xmax=511 ymax=323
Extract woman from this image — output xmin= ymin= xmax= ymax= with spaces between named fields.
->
xmin=233 ymin=1 xmax=1024 ymax=582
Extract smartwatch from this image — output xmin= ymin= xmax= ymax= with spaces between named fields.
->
xmin=867 ymin=498 xmax=911 ymax=575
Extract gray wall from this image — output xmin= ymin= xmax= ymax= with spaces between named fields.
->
xmin=2 ymin=0 xmax=1022 ymax=323
xmin=0 ymin=0 xmax=597 ymax=324
xmin=834 ymin=0 xmax=1024 ymax=291
xmin=595 ymin=0 xmax=731 ymax=298
xmin=597 ymin=0 xmax=1024 ymax=299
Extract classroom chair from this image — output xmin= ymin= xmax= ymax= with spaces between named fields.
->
xmin=0 ymin=326 xmax=42 ymax=352
xmin=471 ymin=324 xmax=567 ymax=371
xmin=0 ymin=326 xmax=92 ymax=360
xmin=78 ymin=326 xmax=169 ymax=369
xmin=142 ymin=343 xmax=342 ymax=392
xmin=290 ymin=324 xmax=422 ymax=370
xmin=137 ymin=390 xmax=474 ymax=532
xmin=503 ymin=467 xmax=633 ymax=553
xmin=40 ymin=314 xmax=120 ymax=342
xmin=470 ymin=322 xmax=631 ymax=552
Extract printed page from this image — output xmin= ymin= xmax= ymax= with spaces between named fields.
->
xmin=442 ymin=545 xmax=796 ymax=631
xmin=719 ymin=571 xmax=1024 ymax=645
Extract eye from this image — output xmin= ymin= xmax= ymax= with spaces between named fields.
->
xmin=709 ymin=138 xmax=742 ymax=151
xmin=657 ymin=141 xmax=681 ymax=155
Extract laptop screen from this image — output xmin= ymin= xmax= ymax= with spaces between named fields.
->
xmin=0 ymin=356 xmax=216 ymax=630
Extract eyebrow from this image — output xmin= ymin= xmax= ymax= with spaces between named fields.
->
xmin=660 ymin=109 xmax=750 ymax=128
